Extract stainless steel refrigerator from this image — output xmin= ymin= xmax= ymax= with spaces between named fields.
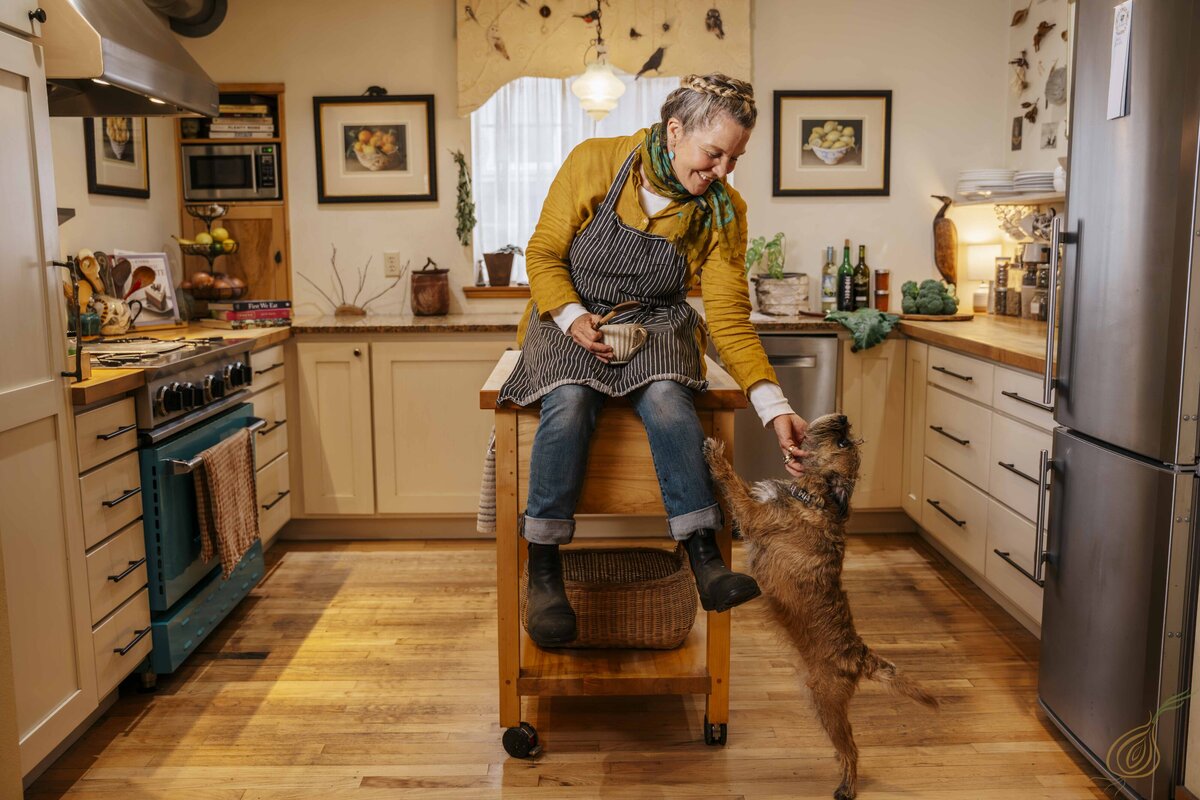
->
xmin=1038 ymin=2 xmax=1200 ymax=798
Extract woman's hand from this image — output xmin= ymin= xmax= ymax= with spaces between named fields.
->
xmin=568 ymin=313 xmax=614 ymax=363
xmin=771 ymin=413 xmax=810 ymax=478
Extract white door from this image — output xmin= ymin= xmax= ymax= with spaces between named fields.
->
xmin=0 ymin=33 xmax=97 ymax=775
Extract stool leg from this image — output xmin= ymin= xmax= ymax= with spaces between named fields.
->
xmin=495 ymin=411 xmax=521 ymax=728
xmin=705 ymin=411 xmax=734 ymax=730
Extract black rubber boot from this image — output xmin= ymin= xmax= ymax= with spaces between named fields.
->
xmin=683 ymin=530 xmax=761 ymax=612
xmin=526 ymin=543 xmax=577 ymax=647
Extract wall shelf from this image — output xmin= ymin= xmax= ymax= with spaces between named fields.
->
xmin=953 ymin=192 xmax=1065 ymax=207
xmin=180 ymin=137 xmax=282 ymax=145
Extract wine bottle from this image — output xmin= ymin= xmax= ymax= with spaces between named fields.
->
xmin=821 ymin=246 xmax=837 ymax=312
xmin=853 ymin=245 xmax=870 ymax=310
xmin=837 ymin=239 xmax=855 ymax=311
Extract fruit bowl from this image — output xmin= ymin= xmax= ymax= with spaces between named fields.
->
xmin=354 ymin=148 xmax=401 ymax=171
xmin=810 ymin=143 xmax=854 ymax=165
xmin=181 ymin=240 xmax=239 ymax=258
xmin=179 ymin=272 xmax=247 ymax=300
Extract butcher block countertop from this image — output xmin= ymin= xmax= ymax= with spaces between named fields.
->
xmin=897 ymin=314 xmax=1049 ymax=374
xmin=69 ymin=325 xmax=290 ymax=406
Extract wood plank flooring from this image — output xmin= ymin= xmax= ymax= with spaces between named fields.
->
xmin=27 ymin=534 xmax=1108 ymax=799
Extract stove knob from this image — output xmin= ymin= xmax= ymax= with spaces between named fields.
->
xmin=156 ymin=382 xmax=185 ymax=414
xmin=188 ymin=383 xmax=206 ymax=408
xmin=225 ymin=361 xmax=248 ymax=388
xmin=203 ymin=374 xmax=225 ymax=402
xmin=176 ymin=382 xmax=198 ymax=409
xmin=237 ymin=362 xmax=253 ymax=387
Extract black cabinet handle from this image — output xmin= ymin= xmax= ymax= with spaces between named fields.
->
xmin=932 ymin=365 xmax=974 ymax=382
xmin=102 ymin=486 xmax=141 ymax=508
xmin=353 ymin=348 xmax=362 ymax=357
xmin=254 ymin=362 xmax=284 ymax=376
xmin=96 ymin=422 xmax=136 ymax=441
xmin=256 ymin=419 xmax=286 ymax=436
xmin=114 ymin=627 xmax=151 ymax=656
xmin=930 ymin=425 xmax=970 ymax=446
xmin=926 ymin=498 xmax=967 ymax=527
xmin=29 ymin=8 xmax=47 ymax=23
xmin=1000 ymin=389 xmax=1053 ymax=411
xmin=108 ymin=558 xmax=146 ymax=582
xmin=262 ymin=489 xmax=290 ymax=511
xmin=998 ymin=461 xmax=1038 ymax=484
xmin=274 ymin=250 xmax=282 ymax=264
xmin=993 ymin=549 xmax=1044 ymax=587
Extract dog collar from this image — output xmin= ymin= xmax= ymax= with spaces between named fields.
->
xmin=787 ymin=484 xmax=824 ymax=508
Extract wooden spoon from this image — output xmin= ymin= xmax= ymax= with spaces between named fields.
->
xmin=596 ymin=300 xmax=641 ymax=327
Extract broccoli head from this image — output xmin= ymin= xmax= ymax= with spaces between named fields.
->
xmin=901 ymin=280 xmax=918 ymax=298
xmin=942 ymin=297 xmax=959 ymax=314
xmin=919 ymin=279 xmax=943 ymax=294
xmin=915 ymin=294 xmax=946 ymax=315
xmin=901 ymin=295 xmax=918 ymax=314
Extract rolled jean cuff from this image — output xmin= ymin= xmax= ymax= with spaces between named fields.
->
xmin=521 ymin=514 xmax=575 ymax=545
xmin=667 ymin=503 xmax=724 ymax=541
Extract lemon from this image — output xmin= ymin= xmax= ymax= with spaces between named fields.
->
xmin=222 ymin=238 xmax=237 ymax=253
xmin=211 ymin=227 xmax=229 ymax=242
xmin=195 ymin=232 xmax=213 ymax=246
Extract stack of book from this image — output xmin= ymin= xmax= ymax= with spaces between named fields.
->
xmin=199 ymin=300 xmax=292 ymax=329
xmin=208 ymin=103 xmax=275 ymax=139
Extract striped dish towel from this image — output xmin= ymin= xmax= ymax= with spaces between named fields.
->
xmin=476 ymin=427 xmax=496 ymax=534
xmin=193 ymin=428 xmax=260 ymax=578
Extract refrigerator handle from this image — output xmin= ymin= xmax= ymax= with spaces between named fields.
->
xmin=1040 ymin=217 xmax=1064 ymax=408
xmin=993 ymin=448 xmax=1050 ymax=587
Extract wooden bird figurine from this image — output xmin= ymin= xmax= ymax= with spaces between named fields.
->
xmin=636 ymin=47 xmax=665 ymax=79
xmin=931 ymin=195 xmax=959 ymax=286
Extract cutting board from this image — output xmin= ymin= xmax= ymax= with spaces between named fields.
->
xmin=898 ymin=313 xmax=974 ymax=322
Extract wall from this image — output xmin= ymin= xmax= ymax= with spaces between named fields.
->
xmin=1005 ymin=0 xmax=1072 ymax=173
xmin=169 ymin=0 xmax=1013 ymax=316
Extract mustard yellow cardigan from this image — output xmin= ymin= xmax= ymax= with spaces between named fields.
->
xmin=518 ymin=130 xmax=778 ymax=393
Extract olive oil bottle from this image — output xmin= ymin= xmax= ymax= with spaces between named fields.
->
xmin=821 ymin=245 xmax=837 ymax=312
xmin=853 ymin=245 xmax=870 ymax=310
xmin=836 ymin=239 xmax=855 ymax=311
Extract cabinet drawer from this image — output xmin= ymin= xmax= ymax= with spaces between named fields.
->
xmin=922 ymin=457 xmax=987 ymax=573
xmin=75 ymin=398 xmax=137 ymax=472
xmin=992 ymin=364 xmax=1055 ymax=431
xmin=85 ymin=520 xmax=147 ymax=626
xmin=92 ymin=587 xmax=151 ymax=696
xmin=989 ymin=415 xmax=1051 ymax=522
xmin=257 ymin=452 xmax=290 ymax=547
xmin=250 ymin=345 xmax=286 ymax=391
xmin=251 ymin=382 xmax=287 ymax=469
xmin=925 ymin=386 xmax=991 ymax=489
xmin=985 ymin=500 xmax=1044 ymax=624
xmin=927 ymin=347 xmax=994 ymax=404
xmin=80 ymin=451 xmax=142 ymax=549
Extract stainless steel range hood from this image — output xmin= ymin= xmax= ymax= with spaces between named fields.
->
xmin=40 ymin=0 xmax=219 ymax=117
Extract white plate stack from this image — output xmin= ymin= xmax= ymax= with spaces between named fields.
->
xmin=957 ymin=169 xmax=1016 ymax=198
xmin=1014 ymin=170 xmax=1056 ymax=193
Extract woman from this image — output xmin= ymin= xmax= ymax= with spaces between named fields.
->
xmin=498 ymin=73 xmax=809 ymax=647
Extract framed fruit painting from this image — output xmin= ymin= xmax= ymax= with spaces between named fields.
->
xmin=772 ymin=90 xmax=892 ymax=197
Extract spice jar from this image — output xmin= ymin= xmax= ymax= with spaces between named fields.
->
xmin=873 ymin=269 xmax=890 ymax=311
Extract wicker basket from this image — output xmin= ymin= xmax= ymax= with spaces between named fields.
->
xmin=519 ymin=546 xmax=698 ymax=650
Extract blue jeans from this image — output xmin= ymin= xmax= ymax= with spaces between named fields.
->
xmin=522 ymin=381 xmax=723 ymax=544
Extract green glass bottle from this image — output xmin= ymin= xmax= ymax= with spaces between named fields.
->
xmin=854 ymin=245 xmax=870 ymax=310
xmin=836 ymin=239 xmax=855 ymax=311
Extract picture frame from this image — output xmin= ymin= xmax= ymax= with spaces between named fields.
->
xmin=772 ymin=90 xmax=892 ymax=197
xmin=83 ymin=117 xmax=150 ymax=198
xmin=111 ymin=250 xmax=182 ymax=330
xmin=313 ymin=94 xmax=437 ymax=203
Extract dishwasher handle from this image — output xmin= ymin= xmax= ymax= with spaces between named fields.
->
xmin=768 ymin=355 xmax=818 ymax=368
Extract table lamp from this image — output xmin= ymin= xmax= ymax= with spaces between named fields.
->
xmin=966 ymin=243 xmax=1002 ymax=313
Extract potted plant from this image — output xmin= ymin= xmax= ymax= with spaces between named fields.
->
xmin=745 ymin=232 xmax=808 ymax=316
xmin=483 ymin=244 xmax=523 ymax=287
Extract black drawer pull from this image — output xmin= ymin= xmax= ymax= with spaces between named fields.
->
xmin=1000 ymin=389 xmax=1053 ymax=411
xmin=993 ymin=549 xmax=1044 ymax=587
xmin=262 ymin=489 xmax=290 ymax=511
xmin=114 ymin=627 xmax=151 ymax=656
xmin=254 ymin=362 xmax=284 ymax=376
xmin=930 ymin=425 xmax=970 ymax=446
xmin=998 ymin=461 xmax=1038 ymax=484
xmin=927 ymin=498 xmax=967 ymax=527
xmin=96 ymin=422 xmax=136 ymax=441
xmin=102 ymin=486 xmax=141 ymax=508
xmin=107 ymin=557 xmax=146 ymax=582
xmin=256 ymin=419 xmax=287 ymax=436
xmin=932 ymin=365 xmax=974 ymax=382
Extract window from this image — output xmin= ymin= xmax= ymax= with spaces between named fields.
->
xmin=470 ymin=73 xmax=678 ymax=284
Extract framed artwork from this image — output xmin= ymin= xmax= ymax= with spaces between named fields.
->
xmin=313 ymin=94 xmax=437 ymax=203
xmin=111 ymin=251 xmax=181 ymax=328
xmin=83 ymin=117 xmax=150 ymax=198
xmin=772 ymin=90 xmax=892 ymax=197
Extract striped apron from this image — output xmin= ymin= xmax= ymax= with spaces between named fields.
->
xmin=497 ymin=147 xmax=708 ymax=406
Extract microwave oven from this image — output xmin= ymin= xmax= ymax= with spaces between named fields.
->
xmin=181 ymin=144 xmax=281 ymax=202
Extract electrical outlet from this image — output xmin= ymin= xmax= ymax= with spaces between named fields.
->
xmin=383 ymin=251 xmax=403 ymax=277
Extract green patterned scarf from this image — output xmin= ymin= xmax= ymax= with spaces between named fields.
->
xmin=640 ymin=122 xmax=740 ymax=268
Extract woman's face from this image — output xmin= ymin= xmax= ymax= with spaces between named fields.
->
xmin=666 ymin=114 xmax=751 ymax=196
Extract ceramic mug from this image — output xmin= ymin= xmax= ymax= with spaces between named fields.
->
xmin=602 ymin=323 xmax=649 ymax=365
xmin=91 ymin=294 xmax=143 ymax=336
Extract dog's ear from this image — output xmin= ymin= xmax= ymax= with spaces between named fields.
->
xmin=828 ymin=478 xmax=852 ymax=518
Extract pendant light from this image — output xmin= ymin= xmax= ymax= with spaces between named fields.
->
xmin=570 ymin=1 xmax=625 ymax=121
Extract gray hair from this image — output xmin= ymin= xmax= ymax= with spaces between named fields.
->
xmin=659 ymin=73 xmax=757 ymax=133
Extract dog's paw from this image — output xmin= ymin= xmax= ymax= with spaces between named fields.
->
xmin=833 ymin=785 xmax=856 ymax=800
xmin=703 ymin=437 xmax=726 ymax=465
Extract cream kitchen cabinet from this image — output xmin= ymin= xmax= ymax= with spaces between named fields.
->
xmin=296 ymin=341 xmax=375 ymax=514
xmin=249 ymin=344 xmax=290 ymax=547
xmin=900 ymin=341 xmax=927 ymax=519
xmin=0 ymin=2 xmax=43 ymax=38
xmin=372 ymin=339 xmax=511 ymax=514
xmin=839 ymin=338 xmax=905 ymax=509
xmin=0 ymin=29 xmax=97 ymax=778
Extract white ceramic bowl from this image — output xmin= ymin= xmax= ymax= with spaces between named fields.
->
xmin=810 ymin=143 xmax=853 ymax=165
xmin=354 ymin=148 xmax=400 ymax=171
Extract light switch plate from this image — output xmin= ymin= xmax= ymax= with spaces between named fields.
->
xmin=383 ymin=251 xmax=404 ymax=277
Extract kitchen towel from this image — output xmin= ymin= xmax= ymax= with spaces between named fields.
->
xmin=193 ymin=428 xmax=260 ymax=578
xmin=476 ymin=427 xmax=496 ymax=534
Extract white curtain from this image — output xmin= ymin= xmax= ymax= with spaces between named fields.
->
xmin=470 ymin=73 xmax=678 ymax=284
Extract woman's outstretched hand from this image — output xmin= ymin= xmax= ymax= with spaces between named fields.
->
xmin=772 ymin=413 xmax=810 ymax=478
xmin=568 ymin=313 xmax=614 ymax=363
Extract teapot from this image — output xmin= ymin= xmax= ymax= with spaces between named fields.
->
xmin=91 ymin=294 xmax=143 ymax=336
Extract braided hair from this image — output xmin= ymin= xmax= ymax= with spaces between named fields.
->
xmin=659 ymin=73 xmax=757 ymax=133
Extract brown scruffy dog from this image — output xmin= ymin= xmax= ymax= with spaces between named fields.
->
xmin=703 ymin=413 xmax=938 ymax=800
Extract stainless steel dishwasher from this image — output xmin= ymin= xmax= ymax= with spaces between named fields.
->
xmin=712 ymin=334 xmax=840 ymax=483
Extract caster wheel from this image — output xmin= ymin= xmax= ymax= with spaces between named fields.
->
xmin=502 ymin=721 xmax=542 ymax=758
xmin=703 ymin=715 xmax=727 ymax=746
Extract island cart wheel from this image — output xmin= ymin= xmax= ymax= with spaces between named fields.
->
xmin=502 ymin=721 xmax=542 ymax=758
xmin=703 ymin=715 xmax=728 ymax=746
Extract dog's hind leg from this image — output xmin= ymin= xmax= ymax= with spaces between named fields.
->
xmin=702 ymin=438 xmax=760 ymax=523
xmin=809 ymin=678 xmax=859 ymax=800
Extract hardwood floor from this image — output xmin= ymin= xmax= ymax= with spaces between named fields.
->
xmin=27 ymin=534 xmax=1107 ymax=799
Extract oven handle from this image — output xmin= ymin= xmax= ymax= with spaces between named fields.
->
xmin=168 ymin=417 xmax=267 ymax=475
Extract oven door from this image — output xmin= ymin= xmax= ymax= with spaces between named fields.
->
xmin=182 ymin=146 xmax=277 ymax=202
xmin=139 ymin=404 xmax=263 ymax=612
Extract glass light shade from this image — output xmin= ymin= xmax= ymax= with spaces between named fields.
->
xmin=966 ymin=243 xmax=1003 ymax=281
xmin=571 ymin=60 xmax=626 ymax=121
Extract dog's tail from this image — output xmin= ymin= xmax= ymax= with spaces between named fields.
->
xmin=862 ymin=651 xmax=939 ymax=709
